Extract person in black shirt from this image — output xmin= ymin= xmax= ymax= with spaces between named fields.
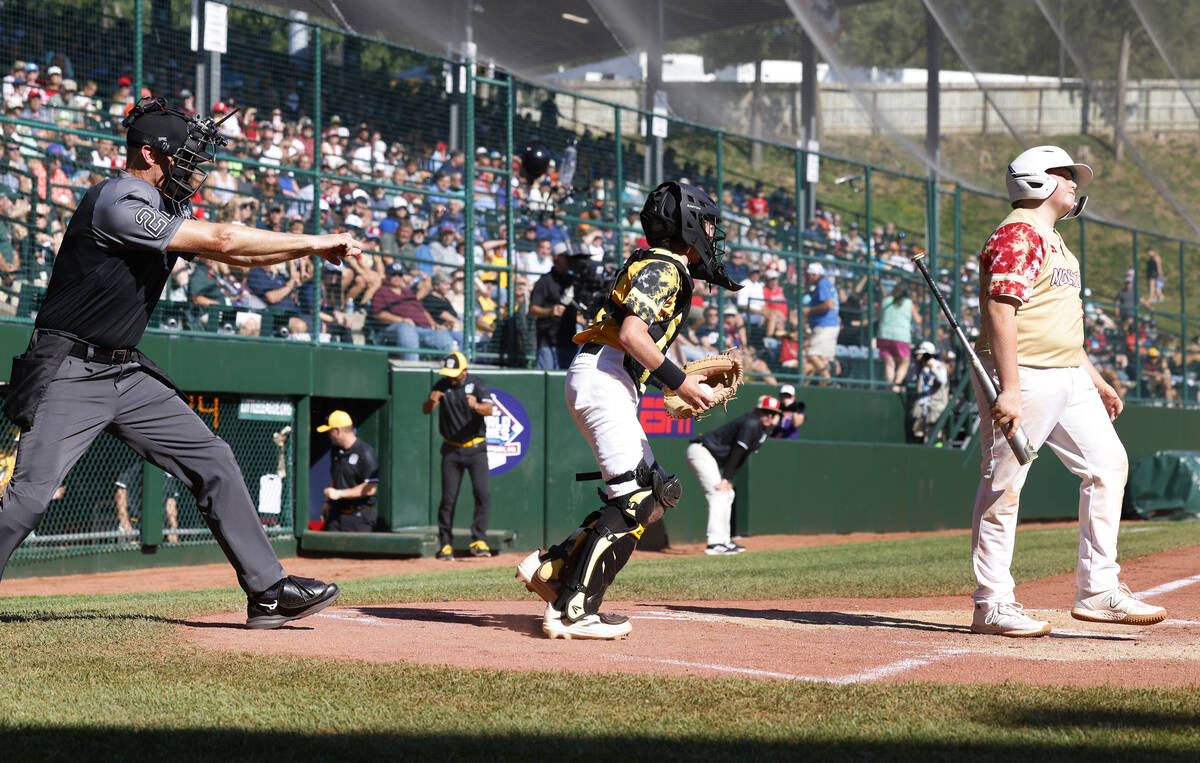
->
xmin=0 ymin=96 xmax=361 ymax=629
xmin=529 ymin=252 xmax=578 ymax=370
xmin=685 ymin=395 xmax=782 ymax=555
xmin=315 ymin=410 xmax=379 ymax=532
xmin=422 ymin=352 xmax=494 ymax=559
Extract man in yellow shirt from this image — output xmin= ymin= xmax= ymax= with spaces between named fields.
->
xmin=969 ymin=146 xmax=1166 ymax=637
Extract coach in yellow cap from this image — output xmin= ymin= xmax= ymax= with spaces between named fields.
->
xmin=422 ymin=352 xmax=494 ymax=559
xmin=315 ymin=410 xmax=379 ymax=532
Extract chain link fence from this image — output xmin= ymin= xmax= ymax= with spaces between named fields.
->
xmin=0 ymin=0 xmax=1197 ymax=402
xmin=0 ymin=391 xmax=295 ymax=568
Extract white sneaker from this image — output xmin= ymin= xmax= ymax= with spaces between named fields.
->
xmin=515 ymin=550 xmax=560 ymax=603
xmin=705 ymin=542 xmax=742 ymax=556
xmin=1072 ymin=583 xmax=1167 ymax=625
xmin=970 ymin=601 xmax=1051 ymax=637
xmin=543 ymin=612 xmax=632 ymax=640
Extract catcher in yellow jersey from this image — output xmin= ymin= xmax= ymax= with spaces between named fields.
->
xmin=516 ymin=180 xmax=743 ymax=639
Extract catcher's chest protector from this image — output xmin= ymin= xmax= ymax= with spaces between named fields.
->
xmin=589 ymin=249 xmax=694 ymax=392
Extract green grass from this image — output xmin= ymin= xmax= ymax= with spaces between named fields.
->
xmin=2 ymin=522 xmax=1200 ymax=761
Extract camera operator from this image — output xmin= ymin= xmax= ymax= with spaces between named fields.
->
xmin=530 ymin=250 xmax=608 ymax=370
xmin=773 ymin=384 xmax=806 ymax=439
xmin=529 ymin=251 xmax=580 ymax=369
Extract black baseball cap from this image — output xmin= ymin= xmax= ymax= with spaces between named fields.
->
xmin=125 ymin=109 xmax=190 ymax=154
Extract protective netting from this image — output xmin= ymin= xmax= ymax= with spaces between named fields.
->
xmin=0 ymin=0 xmax=1194 ymax=414
xmin=0 ymin=392 xmax=295 ymax=566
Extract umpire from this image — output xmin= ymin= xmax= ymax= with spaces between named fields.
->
xmin=316 ymin=410 xmax=379 ymax=532
xmin=685 ymin=395 xmax=782 ymax=555
xmin=0 ymin=96 xmax=362 ymax=628
xmin=422 ymin=352 xmax=494 ymax=559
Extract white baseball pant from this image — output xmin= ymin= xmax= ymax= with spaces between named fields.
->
xmin=564 ymin=344 xmax=654 ymax=499
xmin=971 ymin=360 xmax=1128 ymax=605
xmin=685 ymin=442 xmax=735 ymax=546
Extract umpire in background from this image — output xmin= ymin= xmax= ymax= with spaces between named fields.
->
xmin=422 ymin=352 xmax=494 ymax=559
xmin=685 ymin=395 xmax=782 ymax=555
xmin=316 ymin=410 xmax=379 ymax=532
xmin=0 ymin=96 xmax=361 ymax=629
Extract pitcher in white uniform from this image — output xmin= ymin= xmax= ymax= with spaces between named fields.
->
xmin=969 ymin=146 xmax=1166 ymax=637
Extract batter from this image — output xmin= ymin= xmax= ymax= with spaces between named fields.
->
xmin=969 ymin=145 xmax=1166 ymax=637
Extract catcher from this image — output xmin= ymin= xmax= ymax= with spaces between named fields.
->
xmin=516 ymin=180 xmax=743 ymax=639
xmin=685 ymin=394 xmax=782 ymax=554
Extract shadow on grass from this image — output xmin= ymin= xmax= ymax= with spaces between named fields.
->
xmin=991 ymin=706 xmax=1200 ymax=732
xmin=2 ymin=727 xmax=1198 ymax=762
xmin=0 ymin=610 xmax=314 ymax=631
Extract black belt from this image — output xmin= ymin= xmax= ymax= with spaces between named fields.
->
xmin=68 ymin=341 xmax=134 ymax=365
xmin=337 ymin=505 xmax=373 ymax=515
xmin=579 ymin=342 xmax=604 ymax=355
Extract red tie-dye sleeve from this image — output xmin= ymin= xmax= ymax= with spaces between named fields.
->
xmin=981 ymin=222 xmax=1044 ymax=303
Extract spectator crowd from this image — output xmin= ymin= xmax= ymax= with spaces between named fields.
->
xmin=0 ymin=48 xmax=1196 ymax=415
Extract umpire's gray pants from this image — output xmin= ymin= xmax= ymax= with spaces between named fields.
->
xmin=0 ymin=356 xmax=285 ymax=593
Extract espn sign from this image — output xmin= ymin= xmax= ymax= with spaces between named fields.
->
xmin=638 ymin=393 xmax=693 ymax=438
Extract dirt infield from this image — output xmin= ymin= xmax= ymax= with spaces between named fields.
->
xmin=9 ymin=527 xmax=1199 ymax=686
xmin=179 ymin=541 xmax=1200 ymax=687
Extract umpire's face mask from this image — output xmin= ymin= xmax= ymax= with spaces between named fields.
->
xmin=123 ymin=96 xmax=230 ymax=205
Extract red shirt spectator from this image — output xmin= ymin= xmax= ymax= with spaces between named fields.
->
xmin=371 ymin=273 xmax=434 ymax=328
xmin=746 ymin=194 xmax=769 ymax=218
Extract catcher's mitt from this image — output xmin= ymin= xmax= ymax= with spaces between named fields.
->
xmin=663 ymin=354 xmax=744 ymax=419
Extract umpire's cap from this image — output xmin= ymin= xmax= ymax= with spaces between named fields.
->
xmin=125 ymin=107 xmax=190 ymax=156
xmin=316 ymin=410 xmax=354 ymax=433
xmin=439 ymin=351 xmax=467 ymax=378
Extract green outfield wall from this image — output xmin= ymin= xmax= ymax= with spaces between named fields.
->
xmin=2 ymin=320 xmax=1198 ymax=577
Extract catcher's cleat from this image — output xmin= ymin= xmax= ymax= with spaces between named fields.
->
xmin=246 ymin=576 xmax=340 ymax=629
xmin=543 ymin=611 xmax=632 ymax=640
xmin=516 ymin=549 xmax=561 ymax=603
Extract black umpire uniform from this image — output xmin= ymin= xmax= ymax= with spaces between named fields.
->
xmin=0 ymin=103 xmax=293 ymax=599
xmin=426 ymin=352 xmax=492 ymax=551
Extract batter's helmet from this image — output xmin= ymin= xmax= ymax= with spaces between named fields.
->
xmin=1005 ymin=145 xmax=1092 ymax=220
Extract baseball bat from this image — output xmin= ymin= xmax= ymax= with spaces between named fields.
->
xmin=908 ymin=250 xmax=1038 ymax=465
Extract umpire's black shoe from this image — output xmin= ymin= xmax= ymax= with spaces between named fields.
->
xmin=246 ymin=575 xmax=340 ymax=629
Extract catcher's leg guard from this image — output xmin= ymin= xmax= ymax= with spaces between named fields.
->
xmin=551 ymin=461 xmax=682 ymax=622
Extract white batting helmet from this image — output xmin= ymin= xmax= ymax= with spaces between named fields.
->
xmin=1006 ymin=145 xmax=1092 ymax=220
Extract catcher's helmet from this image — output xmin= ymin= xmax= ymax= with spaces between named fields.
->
xmin=123 ymin=96 xmax=233 ymax=205
xmin=520 ymin=143 xmax=551 ymax=182
xmin=1006 ymin=145 xmax=1092 ymax=220
xmin=641 ymin=180 xmax=741 ymax=291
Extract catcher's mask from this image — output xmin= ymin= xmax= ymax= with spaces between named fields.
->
xmin=640 ymin=180 xmax=741 ymax=291
xmin=123 ymin=96 xmax=236 ymax=205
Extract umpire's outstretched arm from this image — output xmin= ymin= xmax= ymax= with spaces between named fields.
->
xmin=169 ymin=220 xmax=364 ymax=268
